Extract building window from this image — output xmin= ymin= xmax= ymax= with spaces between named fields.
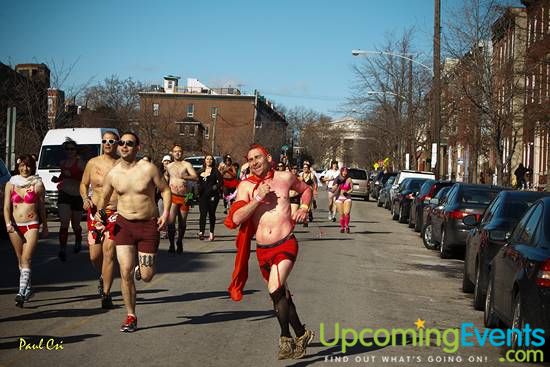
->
xmin=190 ymin=125 xmax=197 ymax=136
xmin=167 ymin=81 xmax=173 ymax=89
xmin=204 ymin=126 xmax=209 ymax=139
xmin=210 ymin=107 xmax=218 ymax=119
xmin=153 ymin=103 xmax=159 ymax=116
xmin=255 ymin=119 xmax=262 ymax=129
xmin=187 ymin=104 xmax=194 ymax=117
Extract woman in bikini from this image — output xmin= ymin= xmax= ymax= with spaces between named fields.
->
xmin=4 ymin=155 xmax=48 ymax=307
xmin=299 ymin=162 xmax=318 ymax=224
xmin=333 ymin=167 xmax=353 ymax=233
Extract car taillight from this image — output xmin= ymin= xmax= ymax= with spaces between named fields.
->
xmin=536 ymin=260 xmax=550 ymax=287
xmin=448 ymin=210 xmax=468 ymax=220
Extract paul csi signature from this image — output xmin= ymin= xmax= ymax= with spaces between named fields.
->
xmin=18 ymin=337 xmax=64 ymax=351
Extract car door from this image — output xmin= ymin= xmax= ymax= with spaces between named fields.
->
xmin=468 ymin=196 xmax=501 ymax=278
xmin=494 ymin=203 xmax=542 ymax=319
xmin=432 ymin=185 xmax=457 ymax=242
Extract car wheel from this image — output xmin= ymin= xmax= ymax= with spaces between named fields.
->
xmin=377 ymin=197 xmax=383 ymax=207
xmin=392 ymin=203 xmax=399 ymax=220
xmin=484 ymin=274 xmax=500 ymax=328
xmin=462 ymin=254 xmax=474 ymax=293
xmin=384 ymin=198 xmax=390 ymax=209
xmin=398 ymin=205 xmax=407 ymax=223
xmin=473 ymin=260 xmax=486 ymax=310
xmin=511 ymin=293 xmax=526 ymax=350
xmin=422 ymin=223 xmax=437 ymax=250
xmin=407 ymin=209 xmax=415 ymax=228
xmin=364 ymin=194 xmax=369 ymax=202
xmin=439 ymin=227 xmax=452 ymax=259
xmin=414 ymin=209 xmax=422 ymax=232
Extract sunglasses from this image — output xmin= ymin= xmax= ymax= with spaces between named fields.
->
xmin=102 ymin=139 xmax=118 ymax=145
xmin=118 ymin=140 xmax=136 ymax=147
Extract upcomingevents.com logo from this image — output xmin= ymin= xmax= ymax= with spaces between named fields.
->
xmin=319 ymin=320 xmax=546 ymax=363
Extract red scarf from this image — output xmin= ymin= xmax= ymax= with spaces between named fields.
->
xmin=224 ymin=169 xmax=274 ymax=301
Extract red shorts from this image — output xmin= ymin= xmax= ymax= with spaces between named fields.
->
xmin=256 ymin=234 xmax=298 ymax=281
xmin=16 ymin=223 xmax=40 ymax=236
xmin=172 ymin=194 xmax=190 ymax=212
xmin=87 ymin=206 xmax=117 ymax=242
xmin=112 ymin=215 xmax=160 ymax=253
xmin=223 ymin=178 xmax=239 ymax=189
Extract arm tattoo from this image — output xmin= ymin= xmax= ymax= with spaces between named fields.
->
xmin=139 ymin=255 xmax=155 ymax=267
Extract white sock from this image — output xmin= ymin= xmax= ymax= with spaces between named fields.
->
xmin=19 ymin=268 xmax=31 ymax=296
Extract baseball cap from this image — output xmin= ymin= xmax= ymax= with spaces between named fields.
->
xmin=162 ymin=155 xmax=172 ymax=162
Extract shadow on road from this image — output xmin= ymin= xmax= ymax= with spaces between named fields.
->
xmin=139 ymin=309 xmax=273 ymax=331
xmin=407 ymin=262 xmax=463 ymax=280
xmin=0 ymin=333 xmax=101 ymax=350
xmin=137 ymin=289 xmax=260 ymax=305
xmin=0 ymin=307 xmax=110 ymax=323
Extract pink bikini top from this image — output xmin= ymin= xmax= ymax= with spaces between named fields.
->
xmin=11 ymin=188 xmax=38 ymax=204
xmin=340 ymin=182 xmax=352 ymax=191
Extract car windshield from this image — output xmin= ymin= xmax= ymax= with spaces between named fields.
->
xmin=384 ymin=177 xmax=395 ymax=187
xmin=460 ymin=189 xmax=500 ymax=205
xmin=348 ymin=169 xmax=367 ymax=180
xmin=39 ymin=145 xmax=100 ymax=170
xmin=185 ymin=157 xmax=203 ymax=166
xmin=500 ymin=200 xmax=536 ymax=220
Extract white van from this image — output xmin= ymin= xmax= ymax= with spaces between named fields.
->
xmin=37 ymin=128 xmax=119 ymax=213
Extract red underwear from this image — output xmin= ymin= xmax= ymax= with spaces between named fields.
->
xmin=256 ymin=233 xmax=298 ymax=282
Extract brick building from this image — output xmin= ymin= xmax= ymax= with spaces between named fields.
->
xmin=522 ymin=0 xmax=550 ymax=189
xmin=138 ymin=76 xmax=287 ymax=161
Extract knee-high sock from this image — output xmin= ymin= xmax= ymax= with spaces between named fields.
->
xmin=340 ymin=215 xmax=345 ymax=229
xmin=19 ymin=268 xmax=31 ymax=296
xmin=74 ymin=227 xmax=82 ymax=244
xmin=59 ymin=228 xmax=69 ymax=248
xmin=177 ymin=222 xmax=186 ymax=245
xmin=344 ymin=214 xmax=350 ymax=228
xmin=288 ymin=294 xmax=305 ymax=337
xmin=270 ymin=286 xmax=291 ymax=337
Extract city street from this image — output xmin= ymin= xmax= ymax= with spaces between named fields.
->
xmin=0 ymin=193 xmax=546 ymax=367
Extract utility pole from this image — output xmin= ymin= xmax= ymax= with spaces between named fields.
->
xmin=432 ymin=0 xmax=441 ymax=178
xmin=407 ymin=58 xmax=414 ymax=170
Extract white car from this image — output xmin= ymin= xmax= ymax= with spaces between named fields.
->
xmin=390 ymin=170 xmax=436 ymax=203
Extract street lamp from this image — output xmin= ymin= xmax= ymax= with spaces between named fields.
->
xmin=351 ymin=49 xmax=434 ymax=76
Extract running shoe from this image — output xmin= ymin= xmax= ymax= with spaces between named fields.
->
xmin=134 ymin=265 xmax=141 ymax=281
xmin=327 ymin=214 xmax=332 ymax=221
xmin=331 ymin=216 xmax=336 ymax=222
xmin=73 ymin=241 xmax=82 ymax=254
xmin=120 ymin=314 xmax=137 ymax=332
xmin=198 ymin=232 xmax=204 ymax=240
xmin=209 ymin=233 xmax=215 ymax=241
xmin=15 ymin=293 xmax=25 ymax=308
xmin=277 ymin=336 xmax=296 ymax=360
xmin=168 ymin=245 xmax=175 ymax=254
xmin=346 ymin=227 xmax=350 ymax=233
xmin=340 ymin=228 xmax=345 ymax=233
xmin=98 ymin=276 xmax=104 ymax=296
xmin=101 ymin=294 xmax=115 ymax=309
xmin=294 ymin=329 xmax=315 ymax=359
xmin=24 ymin=287 xmax=34 ymax=301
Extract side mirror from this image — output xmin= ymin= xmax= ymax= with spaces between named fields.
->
xmin=429 ymin=198 xmax=439 ymax=205
xmin=463 ymin=215 xmax=479 ymax=227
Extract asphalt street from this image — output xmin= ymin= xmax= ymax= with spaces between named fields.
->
xmin=0 ymin=192 xmax=547 ymax=367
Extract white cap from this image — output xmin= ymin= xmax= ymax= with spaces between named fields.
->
xmin=162 ymin=155 xmax=172 ymax=162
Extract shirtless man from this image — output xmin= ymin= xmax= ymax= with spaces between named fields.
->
xmin=80 ymin=131 xmax=119 ymax=309
xmin=320 ymin=160 xmax=340 ymax=222
xmin=95 ymin=132 xmax=171 ymax=332
xmin=164 ymin=144 xmax=198 ymax=254
xmin=230 ymin=144 xmax=314 ymax=360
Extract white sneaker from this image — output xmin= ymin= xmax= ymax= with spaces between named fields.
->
xmin=134 ymin=265 xmax=141 ymax=281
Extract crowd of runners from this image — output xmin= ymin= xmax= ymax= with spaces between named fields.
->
xmin=3 ymin=131 xmax=356 ymax=360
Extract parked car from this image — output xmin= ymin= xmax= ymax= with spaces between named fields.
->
xmin=377 ymin=176 xmax=396 ymax=209
xmin=347 ymin=168 xmax=370 ymax=201
xmin=484 ymin=197 xmax=550 ymax=350
xmin=370 ymin=171 xmax=396 ymax=200
xmin=409 ymin=180 xmax=454 ymax=232
xmin=389 ymin=170 xmax=435 ymax=206
xmin=391 ymin=178 xmax=430 ymax=223
xmin=428 ymin=183 xmax=505 ymax=259
xmin=421 ymin=186 xmax=452 ymax=250
xmin=462 ymin=190 xmax=550 ymax=310
xmin=0 ymin=159 xmax=11 ymax=238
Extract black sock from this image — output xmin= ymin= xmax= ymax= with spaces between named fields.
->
xmin=167 ymin=225 xmax=176 ymax=247
xmin=288 ymin=294 xmax=305 ymax=337
xmin=270 ymin=287 xmax=291 ymax=337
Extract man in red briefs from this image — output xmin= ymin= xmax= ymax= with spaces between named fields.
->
xmin=95 ymin=132 xmax=171 ymax=333
xmin=80 ymin=130 xmax=120 ymax=309
xmin=225 ymin=144 xmax=314 ymax=360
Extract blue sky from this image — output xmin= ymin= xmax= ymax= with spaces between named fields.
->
xmin=2 ymin=0 xmax=471 ymax=118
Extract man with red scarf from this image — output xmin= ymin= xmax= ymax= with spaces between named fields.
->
xmin=224 ymin=144 xmax=314 ymax=360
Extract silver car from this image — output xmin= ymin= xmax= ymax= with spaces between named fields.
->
xmin=348 ymin=168 xmax=369 ymax=201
